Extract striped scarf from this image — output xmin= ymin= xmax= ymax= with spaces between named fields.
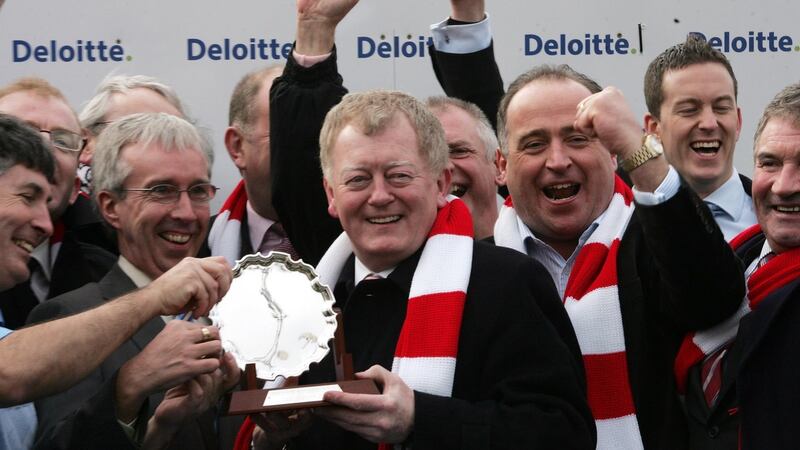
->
xmin=674 ymin=224 xmax=800 ymax=395
xmin=494 ymin=176 xmax=644 ymax=450
xmin=207 ymin=179 xmax=248 ymax=267
xmin=317 ymin=195 xmax=473 ymax=450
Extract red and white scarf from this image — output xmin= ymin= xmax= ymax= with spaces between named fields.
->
xmin=207 ymin=179 xmax=248 ymax=266
xmin=317 ymin=195 xmax=473 ymax=450
xmin=674 ymin=224 xmax=800 ymax=394
xmin=494 ymin=176 xmax=644 ymax=450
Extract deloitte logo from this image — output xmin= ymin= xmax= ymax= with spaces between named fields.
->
xmin=12 ymin=40 xmax=128 ymax=62
xmin=524 ymin=33 xmax=634 ymax=56
xmin=690 ymin=31 xmax=797 ymax=53
xmin=356 ymin=35 xmax=434 ymax=59
xmin=187 ymin=38 xmax=293 ymax=61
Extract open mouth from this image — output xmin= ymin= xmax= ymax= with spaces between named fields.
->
xmin=450 ymin=184 xmax=467 ymax=197
xmin=159 ymin=232 xmax=191 ymax=244
xmin=691 ymin=141 xmax=721 ymax=156
xmin=368 ymin=215 xmax=401 ymax=224
xmin=543 ymin=183 xmax=580 ymax=200
xmin=12 ymin=239 xmax=34 ymax=253
xmin=774 ymin=205 xmax=800 ymax=213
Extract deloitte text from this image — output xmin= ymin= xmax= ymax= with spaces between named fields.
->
xmin=690 ymin=31 xmax=795 ymax=53
xmin=12 ymin=40 xmax=125 ymax=62
xmin=525 ymin=33 xmax=631 ymax=56
xmin=187 ymin=38 xmax=293 ymax=61
xmin=356 ymin=35 xmax=434 ymax=58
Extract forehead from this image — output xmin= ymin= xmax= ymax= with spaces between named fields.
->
xmin=0 ymin=91 xmax=79 ymax=131
xmin=0 ymin=164 xmax=49 ymax=191
xmin=106 ymin=88 xmax=182 ymax=121
xmin=331 ymin=115 xmax=422 ymax=169
xmin=756 ymin=117 xmax=800 ymax=157
xmin=661 ymin=62 xmax=736 ymax=103
xmin=506 ymin=79 xmax=592 ymax=134
xmin=119 ymin=141 xmax=209 ymax=181
xmin=434 ymin=106 xmax=479 ymax=138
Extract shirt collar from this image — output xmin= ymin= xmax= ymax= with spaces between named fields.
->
xmin=517 ymin=209 xmax=606 ymax=262
xmin=246 ymin=201 xmax=275 ymax=251
xmin=117 ymin=256 xmax=153 ymax=288
xmin=30 ymin=242 xmax=51 ymax=281
xmin=354 ymin=257 xmax=395 ymax=283
xmin=703 ymin=170 xmax=747 ymax=221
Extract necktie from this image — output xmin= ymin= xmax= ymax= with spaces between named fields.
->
xmin=706 ymin=202 xmax=727 ymax=219
xmin=700 ymin=344 xmax=730 ymax=407
xmin=28 ymin=258 xmax=48 ymax=302
xmin=260 ymin=222 xmax=299 ymax=261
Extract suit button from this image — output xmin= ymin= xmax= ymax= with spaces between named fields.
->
xmin=707 ymin=426 xmax=720 ymax=438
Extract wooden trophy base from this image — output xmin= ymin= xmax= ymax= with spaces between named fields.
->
xmin=224 ymin=379 xmax=379 ymax=415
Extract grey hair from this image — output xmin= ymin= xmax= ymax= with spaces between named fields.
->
xmin=425 ymin=96 xmax=498 ymax=162
xmin=754 ymin=82 xmax=800 ymax=151
xmin=79 ymin=74 xmax=188 ymax=135
xmin=91 ymin=112 xmax=213 ymax=197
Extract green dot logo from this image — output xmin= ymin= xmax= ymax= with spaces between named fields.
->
xmin=126 ymin=55 xmax=133 ymax=62
xmin=631 ymin=48 xmax=637 ymax=54
xmin=795 ymin=45 xmax=800 ymax=52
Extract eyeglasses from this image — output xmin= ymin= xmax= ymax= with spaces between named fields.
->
xmin=39 ymin=129 xmax=87 ymax=153
xmin=120 ymin=183 xmax=219 ymax=204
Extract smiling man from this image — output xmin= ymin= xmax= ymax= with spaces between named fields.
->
xmin=644 ymin=35 xmax=757 ymax=240
xmin=490 ymin=64 xmax=744 ymax=450
xmin=29 ymin=113 xmax=238 ymax=450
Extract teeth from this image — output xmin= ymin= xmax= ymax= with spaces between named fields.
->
xmin=543 ymin=183 xmax=580 ymax=200
xmin=160 ymin=232 xmax=191 ymax=244
xmin=691 ymin=141 xmax=721 ymax=153
xmin=450 ymin=184 xmax=467 ymax=197
xmin=776 ymin=206 xmax=800 ymax=213
xmin=368 ymin=215 xmax=400 ymax=224
xmin=13 ymin=239 xmax=33 ymax=253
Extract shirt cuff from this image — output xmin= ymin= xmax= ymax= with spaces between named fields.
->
xmin=117 ymin=416 xmax=140 ymax=444
xmin=429 ymin=13 xmax=492 ymax=54
xmin=292 ymin=50 xmax=332 ymax=68
xmin=633 ymin=166 xmax=681 ymax=205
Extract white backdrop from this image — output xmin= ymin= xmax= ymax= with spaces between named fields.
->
xmin=2 ymin=0 xmax=798 ymax=210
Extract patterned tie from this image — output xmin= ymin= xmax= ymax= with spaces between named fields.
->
xmin=261 ymin=222 xmax=299 ymax=261
xmin=700 ymin=344 xmax=730 ymax=407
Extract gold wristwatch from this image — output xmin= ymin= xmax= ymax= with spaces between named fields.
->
xmin=620 ymin=134 xmax=663 ymax=172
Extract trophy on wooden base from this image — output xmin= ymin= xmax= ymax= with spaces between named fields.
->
xmin=209 ymin=252 xmax=378 ymax=415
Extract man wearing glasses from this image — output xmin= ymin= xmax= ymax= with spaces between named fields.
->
xmin=0 ymin=78 xmax=116 ymax=329
xmin=28 ymin=112 xmax=235 ymax=450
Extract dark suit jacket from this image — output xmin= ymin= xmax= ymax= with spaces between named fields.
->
xmin=27 ymin=264 xmax=217 ymax=450
xmin=430 ymin=42 xmax=745 ymax=449
xmin=0 ymin=195 xmax=116 ymax=329
xmin=295 ymin=242 xmax=595 ymax=450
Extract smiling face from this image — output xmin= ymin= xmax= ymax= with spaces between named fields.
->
xmin=752 ymin=117 xmax=800 ymax=254
xmin=323 ymin=114 xmax=449 ymax=272
xmin=432 ymin=105 xmax=498 ymax=239
xmin=647 ymin=62 xmax=742 ymax=197
xmin=0 ymin=91 xmax=80 ymax=220
xmin=98 ymin=142 xmax=210 ymax=279
xmin=0 ymin=165 xmax=53 ymax=290
xmin=499 ymin=79 xmax=615 ymax=257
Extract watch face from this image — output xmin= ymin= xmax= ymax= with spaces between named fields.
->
xmin=646 ymin=134 xmax=664 ymax=155
xmin=209 ymin=252 xmax=337 ymax=381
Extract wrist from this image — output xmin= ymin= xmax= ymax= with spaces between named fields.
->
xmin=296 ymin=20 xmax=336 ymax=56
xmin=115 ymin=364 xmax=147 ymax=423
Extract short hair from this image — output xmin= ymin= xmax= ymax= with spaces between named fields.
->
xmin=79 ymin=74 xmax=187 ymax=136
xmin=425 ymin=96 xmax=498 ymax=162
xmin=644 ymin=35 xmax=738 ymax=119
xmin=753 ymin=82 xmax=800 ymax=151
xmin=497 ymin=64 xmax=602 ymax=155
xmin=92 ymin=112 xmax=213 ymax=197
xmin=0 ymin=77 xmax=68 ymax=103
xmin=319 ymin=90 xmax=448 ymax=180
xmin=228 ymin=65 xmax=283 ymax=131
xmin=0 ymin=114 xmax=55 ymax=183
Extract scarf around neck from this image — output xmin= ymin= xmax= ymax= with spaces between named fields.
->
xmin=207 ymin=179 xmax=248 ymax=266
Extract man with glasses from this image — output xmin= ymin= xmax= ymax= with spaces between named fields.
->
xmin=28 ymin=112 xmax=235 ymax=450
xmin=0 ymin=77 xmax=116 ymax=329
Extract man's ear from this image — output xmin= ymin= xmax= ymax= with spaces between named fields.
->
xmin=224 ymin=126 xmax=247 ymax=171
xmin=68 ymin=176 xmax=81 ymax=205
xmin=494 ymin=148 xmax=508 ymax=186
xmin=644 ymin=113 xmax=661 ymax=136
xmin=96 ymin=191 xmax=122 ymax=231
xmin=436 ymin=167 xmax=453 ymax=208
xmin=322 ymin=178 xmax=339 ymax=219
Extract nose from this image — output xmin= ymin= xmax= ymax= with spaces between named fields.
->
xmin=545 ymin=141 xmax=572 ymax=172
xmin=697 ymin=106 xmax=720 ymax=131
xmin=367 ymin=177 xmax=394 ymax=206
xmin=32 ymin=201 xmax=53 ymax=241
xmin=170 ymin=191 xmax=201 ymax=221
xmin=772 ymin=163 xmax=800 ymax=198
